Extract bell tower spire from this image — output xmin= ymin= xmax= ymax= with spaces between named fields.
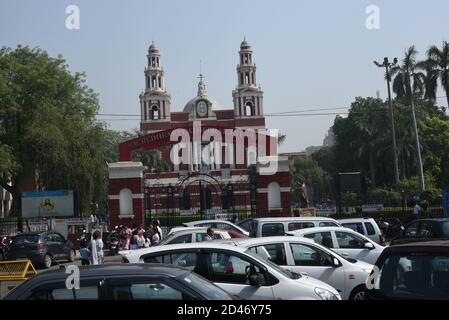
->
xmin=140 ymin=42 xmax=171 ymax=131
xmin=233 ymin=39 xmax=264 ymax=118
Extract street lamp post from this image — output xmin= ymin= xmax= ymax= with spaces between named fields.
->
xmin=374 ymin=57 xmax=400 ymax=184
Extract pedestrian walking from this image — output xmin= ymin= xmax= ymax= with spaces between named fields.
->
xmin=90 ymin=230 xmax=104 ymax=265
xmin=137 ymin=230 xmax=145 ymax=248
xmin=150 ymin=223 xmax=161 ymax=246
xmin=152 ymin=220 xmax=163 ymax=240
xmin=121 ymin=225 xmax=131 ymax=250
xmin=413 ymin=201 xmax=422 ymax=219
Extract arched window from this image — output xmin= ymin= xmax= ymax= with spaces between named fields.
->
xmin=119 ymin=188 xmax=133 ymax=216
xmin=267 ymin=182 xmax=281 ymax=209
xmin=151 ymin=105 xmax=159 ymax=120
xmin=245 ymin=102 xmax=254 ymax=116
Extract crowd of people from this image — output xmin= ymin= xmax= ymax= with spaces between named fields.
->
xmin=118 ymin=220 xmax=163 ymax=250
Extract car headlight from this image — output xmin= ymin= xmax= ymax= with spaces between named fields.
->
xmin=314 ymin=287 xmax=340 ymax=300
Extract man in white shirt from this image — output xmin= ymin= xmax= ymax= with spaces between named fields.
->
xmin=413 ymin=202 xmax=422 ymax=219
xmin=204 ymin=228 xmax=214 ymax=241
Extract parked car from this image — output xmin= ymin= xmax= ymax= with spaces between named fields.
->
xmin=181 ymin=220 xmax=250 ymax=237
xmin=249 ymin=217 xmax=342 ymax=238
xmin=159 ymin=227 xmax=233 ymax=245
xmin=7 ymin=231 xmax=75 ymax=269
xmin=365 ymin=241 xmax=449 ymax=300
xmin=225 ymin=236 xmax=373 ymax=300
xmin=235 ymin=218 xmax=254 ymax=233
xmin=120 ymin=242 xmax=341 ymax=300
xmin=3 ymin=263 xmax=236 ymax=300
xmin=287 ymin=227 xmax=385 ymax=265
xmin=390 ymin=218 xmax=449 ymax=246
xmin=338 ymin=218 xmax=385 ymax=245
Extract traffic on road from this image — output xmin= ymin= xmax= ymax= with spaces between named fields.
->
xmin=2 ymin=216 xmax=449 ymax=300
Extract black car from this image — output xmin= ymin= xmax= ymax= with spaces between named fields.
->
xmin=7 ymin=231 xmax=75 ymax=269
xmin=3 ymin=263 xmax=236 ymax=300
xmin=390 ymin=218 xmax=449 ymax=246
xmin=365 ymin=241 xmax=449 ymax=300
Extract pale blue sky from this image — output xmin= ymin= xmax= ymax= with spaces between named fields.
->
xmin=1 ymin=0 xmax=448 ymax=152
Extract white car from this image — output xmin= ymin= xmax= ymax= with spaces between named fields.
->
xmin=119 ymin=242 xmax=341 ymax=300
xmin=338 ymin=218 xmax=385 ymax=244
xmin=287 ymin=227 xmax=385 ymax=265
xmin=225 ymin=236 xmax=373 ymax=300
xmin=181 ymin=220 xmax=250 ymax=237
xmin=248 ymin=217 xmax=342 ymax=238
xmin=159 ymin=227 xmax=233 ymax=245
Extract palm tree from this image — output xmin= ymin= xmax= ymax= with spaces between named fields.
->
xmin=390 ymin=46 xmax=424 ymax=101
xmin=426 ymin=41 xmax=449 ymax=107
xmin=415 ymin=59 xmax=439 ymax=103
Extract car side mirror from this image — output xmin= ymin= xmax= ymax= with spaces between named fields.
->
xmin=248 ymin=273 xmax=264 ymax=286
xmin=364 ymin=242 xmax=375 ymax=250
xmin=333 ymin=258 xmax=341 ymax=267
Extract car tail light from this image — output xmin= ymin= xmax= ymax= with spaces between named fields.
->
xmin=122 ymin=257 xmax=129 ymax=263
xmin=36 ymin=243 xmax=45 ymax=250
xmin=225 ymin=262 xmax=234 ymax=273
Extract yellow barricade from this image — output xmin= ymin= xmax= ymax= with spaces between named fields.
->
xmin=0 ymin=260 xmax=37 ymax=281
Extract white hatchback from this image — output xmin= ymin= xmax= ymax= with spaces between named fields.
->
xmin=287 ymin=227 xmax=385 ymax=265
xmin=119 ymin=242 xmax=341 ymax=300
xmin=227 ymin=236 xmax=373 ymax=300
xmin=160 ymin=227 xmax=232 ymax=245
xmin=181 ymin=220 xmax=250 ymax=237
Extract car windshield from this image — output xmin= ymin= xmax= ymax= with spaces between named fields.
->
xmin=244 ymin=248 xmax=300 ymax=280
xmin=157 ymin=233 xmax=176 ymax=246
xmin=373 ymin=253 xmax=449 ymax=299
xmin=179 ymin=273 xmax=234 ymax=300
xmin=12 ymin=235 xmax=39 ymax=245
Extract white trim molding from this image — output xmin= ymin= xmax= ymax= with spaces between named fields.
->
xmin=109 ymin=193 xmax=144 ymax=200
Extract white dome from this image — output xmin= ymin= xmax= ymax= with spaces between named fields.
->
xmin=183 ymin=95 xmax=223 ymax=113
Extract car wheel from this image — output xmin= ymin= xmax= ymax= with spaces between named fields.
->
xmin=43 ymin=254 xmax=53 ymax=269
xmin=68 ymin=250 xmax=75 ymax=262
xmin=350 ymin=285 xmax=365 ymax=300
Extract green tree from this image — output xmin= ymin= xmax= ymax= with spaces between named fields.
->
xmin=0 ymin=46 xmax=108 ymax=218
xmin=290 ymin=156 xmax=332 ymax=204
xmin=426 ymin=41 xmax=449 ymax=107
xmin=390 ymin=46 xmax=425 ymax=101
xmin=419 ymin=116 xmax=449 ymax=188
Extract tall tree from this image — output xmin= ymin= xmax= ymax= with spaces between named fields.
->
xmin=427 ymin=41 xmax=449 ymax=107
xmin=0 ymin=46 xmax=108 ymax=217
xmin=390 ymin=46 xmax=424 ymax=101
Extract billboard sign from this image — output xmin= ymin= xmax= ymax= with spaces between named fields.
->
xmin=22 ymin=190 xmax=74 ymax=218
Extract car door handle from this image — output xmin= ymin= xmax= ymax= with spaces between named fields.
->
xmin=340 ymin=252 xmax=349 ymax=257
xmin=300 ymin=272 xmax=308 ymax=276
